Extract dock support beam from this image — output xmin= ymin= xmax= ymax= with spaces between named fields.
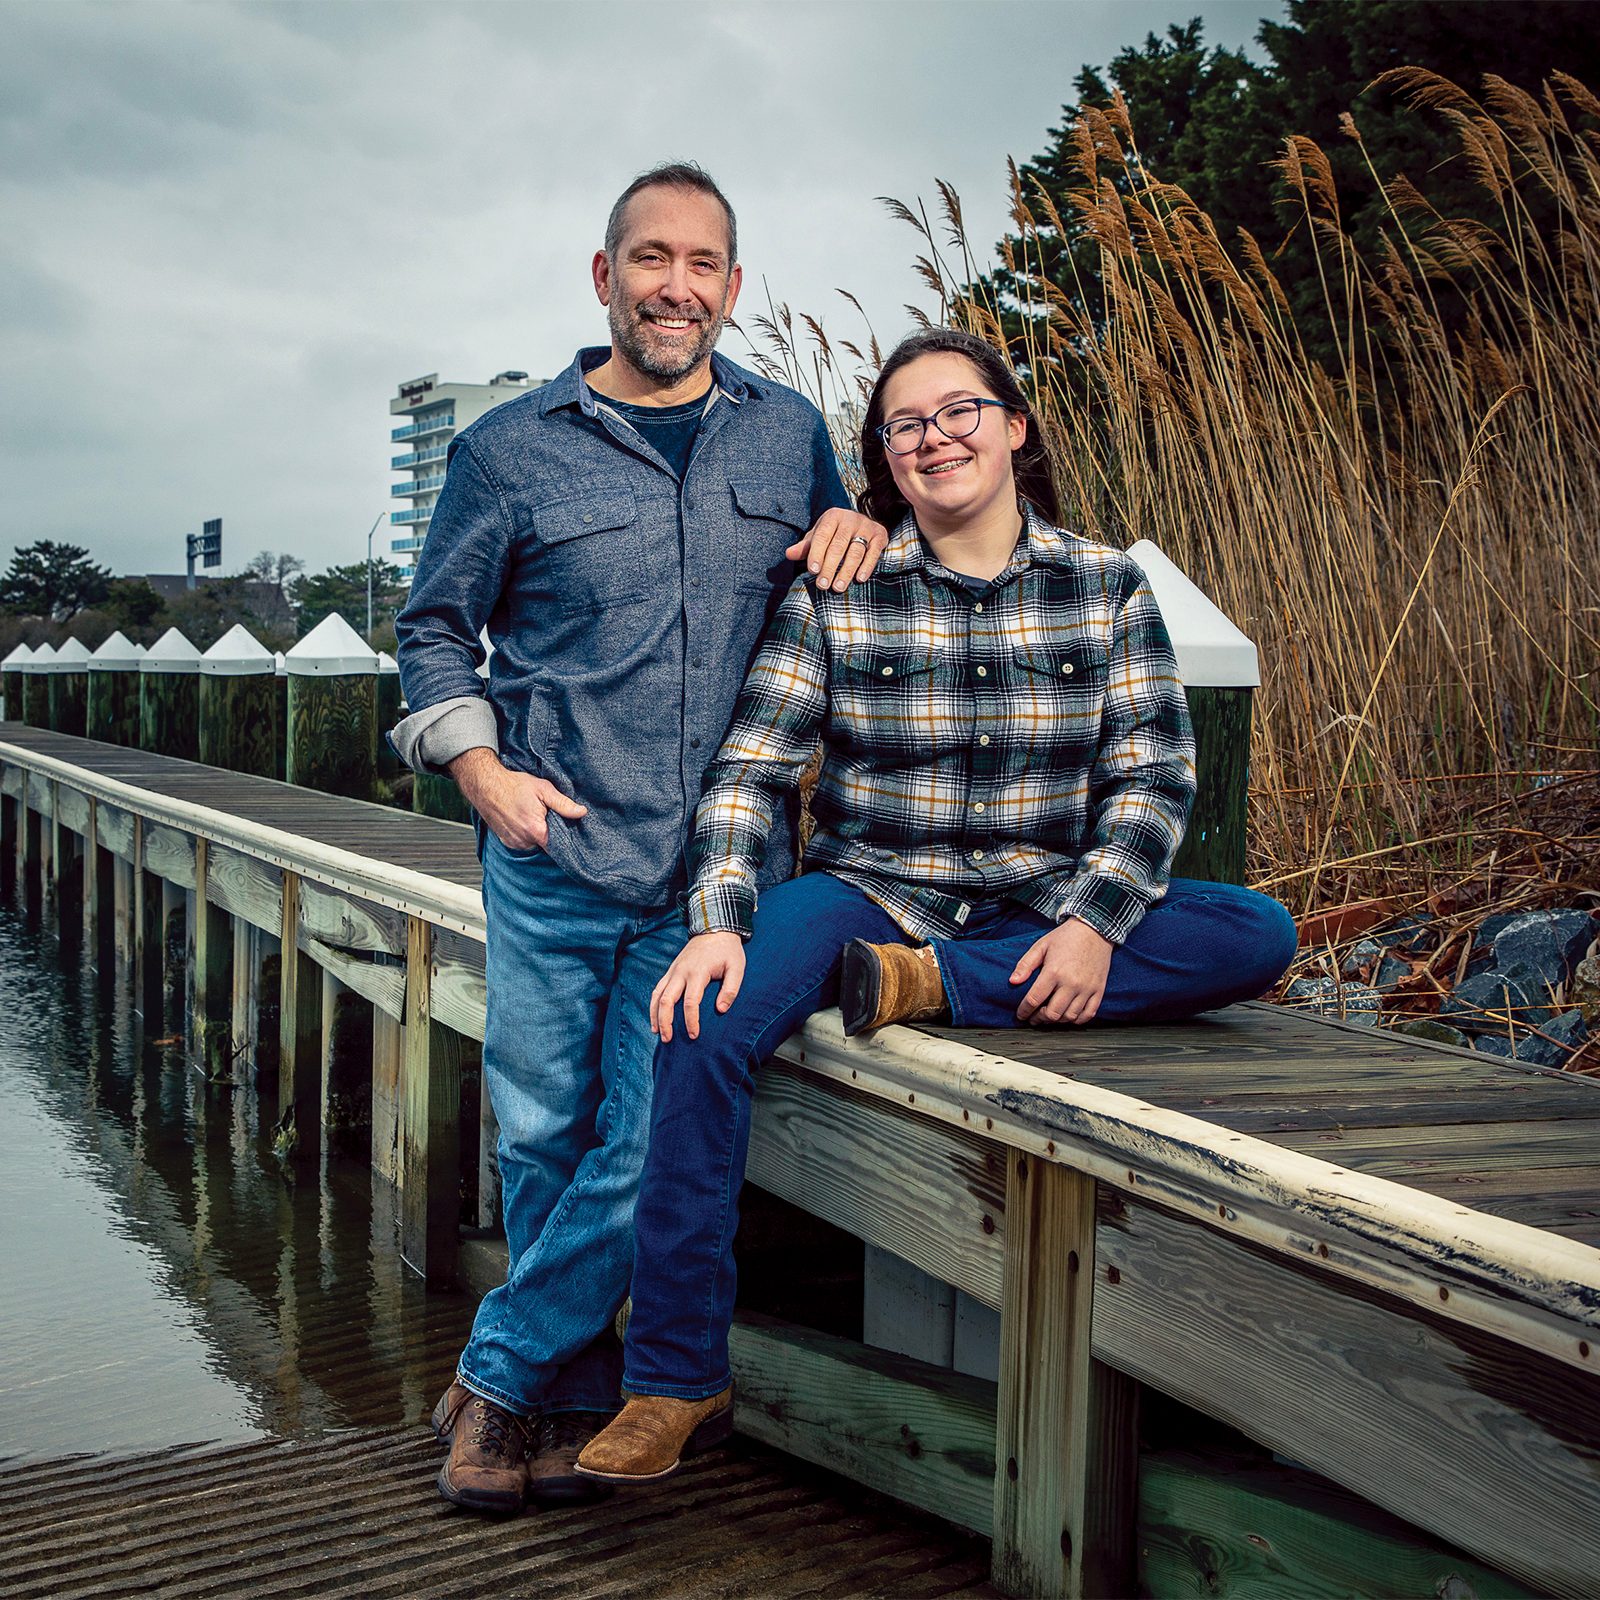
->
xmin=993 ymin=1155 xmax=1137 ymax=1599
xmin=191 ymin=841 xmax=233 ymax=1078
xmin=277 ymin=871 xmax=323 ymax=1161
xmin=401 ymin=915 xmax=460 ymax=1285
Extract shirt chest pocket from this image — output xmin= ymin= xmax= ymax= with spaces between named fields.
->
xmin=1011 ymin=639 xmax=1108 ymax=753
xmin=833 ymin=646 xmax=940 ymax=748
xmin=533 ymin=486 xmax=649 ymax=609
xmin=729 ymin=478 xmax=810 ymax=593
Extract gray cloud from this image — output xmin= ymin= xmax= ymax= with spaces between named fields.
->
xmin=2 ymin=0 xmax=1279 ymax=581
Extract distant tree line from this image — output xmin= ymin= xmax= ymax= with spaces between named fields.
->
xmin=0 ymin=540 xmax=408 ymax=659
xmin=984 ymin=0 xmax=1600 ymax=363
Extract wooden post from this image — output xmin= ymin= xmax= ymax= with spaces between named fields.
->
xmin=371 ymin=1006 xmax=404 ymax=1186
xmin=993 ymin=1154 xmax=1138 ymax=1599
xmin=1 ymin=791 xmax=15 ymax=897
xmin=2 ymin=641 xmax=35 ymax=722
xmin=139 ymin=628 xmax=202 ymax=761
xmin=112 ymin=849 xmax=134 ymax=971
xmin=21 ymin=644 xmax=54 ymax=727
xmin=53 ymin=795 xmax=82 ymax=943
xmin=160 ymin=878 xmax=186 ymax=1031
xmin=479 ymin=1071 xmax=501 ymax=1232
xmin=191 ymin=840 xmax=234 ymax=1078
xmin=21 ymin=801 xmax=40 ymax=917
xmin=400 ymin=914 xmax=461 ymax=1285
xmin=274 ymin=655 xmax=288 ymax=781
xmin=285 ymin=614 xmax=379 ymax=800
xmin=320 ymin=970 xmax=373 ymax=1153
xmin=41 ymin=781 xmax=58 ymax=923
xmin=87 ymin=632 xmax=146 ymax=747
xmin=45 ymin=638 xmax=91 ymax=736
xmin=81 ymin=797 xmax=98 ymax=945
xmin=231 ymin=917 xmax=260 ymax=1078
xmin=199 ymin=625 xmax=279 ymax=777
xmin=1126 ymin=542 xmax=1260 ymax=888
xmin=376 ymin=651 xmax=403 ymax=786
xmin=277 ymin=871 xmax=323 ymax=1160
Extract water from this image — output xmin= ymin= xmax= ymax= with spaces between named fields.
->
xmin=0 ymin=892 xmax=477 ymax=1465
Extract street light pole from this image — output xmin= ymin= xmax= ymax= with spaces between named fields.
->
xmin=364 ymin=511 xmax=385 ymax=641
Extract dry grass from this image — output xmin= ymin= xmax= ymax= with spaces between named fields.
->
xmin=741 ymin=71 xmax=1600 ymax=969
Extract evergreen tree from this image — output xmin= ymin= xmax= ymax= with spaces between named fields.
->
xmin=0 ymin=540 xmax=111 ymax=620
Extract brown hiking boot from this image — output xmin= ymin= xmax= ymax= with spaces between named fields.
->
xmin=840 ymin=939 xmax=948 ymax=1036
xmin=574 ymin=1386 xmax=735 ymax=1484
xmin=527 ymin=1410 xmax=616 ymax=1506
xmin=429 ymin=1379 xmax=476 ymax=1446
xmin=435 ymin=1389 xmax=532 ymax=1514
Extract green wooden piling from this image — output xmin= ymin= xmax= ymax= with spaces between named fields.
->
xmin=46 ymin=638 xmax=92 ymax=737
xmin=87 ymin=632 xmax=144 ymax=746
xmin=2 ymin=642 xmax=36 ymax=723
xmin=1128 ymin=540 xmax=1259 ymax=889
xmin=198 ymin=624 xmax=278 ymax=777
xmin=376 ymin=652 xmax=403 ymax=786
xmin=139 ymin=629 xmax=202 ymax=761
xmin=22 ymin=644 xmax=54 ymax=727
xmin=284 ymin=614 xmax=379 ymax=800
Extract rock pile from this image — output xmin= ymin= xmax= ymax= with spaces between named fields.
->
xmin=1284 ymin=905 xmax=1597 ymax=1069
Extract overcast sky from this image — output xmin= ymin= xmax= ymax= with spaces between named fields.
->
xmin=3 ymin=0 xmax=1279 ymax=581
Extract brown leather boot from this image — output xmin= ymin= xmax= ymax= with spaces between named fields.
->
xmin=526 ymin=1410 xmax=615 ymax=1507
xmin=435 ymin=1389 xmax=532 ymax=1514
xmin=429 ymin=1379 xmax=476 ymax=1446
xmin=840 ymin=939 xmax=948 ymax=1036
xmin=573 ymin=1386 xmax=735 ymax=1484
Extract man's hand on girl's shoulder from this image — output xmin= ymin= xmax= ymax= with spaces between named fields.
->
xmin=788 ymin=509 xmax=889 ymax=591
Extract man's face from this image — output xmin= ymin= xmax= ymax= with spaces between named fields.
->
xmin=594 ymin=186 xmax=742 ymax=386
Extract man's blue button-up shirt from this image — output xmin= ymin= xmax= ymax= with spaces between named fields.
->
xmin=394 ymin=347 xmax=851 ymax=906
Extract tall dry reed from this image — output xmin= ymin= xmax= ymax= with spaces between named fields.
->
xmin=745 ymin=71 xmax=1600 ymax=927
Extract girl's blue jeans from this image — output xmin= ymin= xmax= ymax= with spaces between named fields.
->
xmin=623 ymin=870 xmax=1298 ymax=1399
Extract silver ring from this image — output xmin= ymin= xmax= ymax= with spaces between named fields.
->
xmin=849 ymin=535 xmax=870 ymax=548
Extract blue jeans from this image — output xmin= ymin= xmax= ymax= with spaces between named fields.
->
xmin=623 ymin=871 xmax=1298 ymax=1398
xmin=458 ymin=835 xmax=687 ymax=1416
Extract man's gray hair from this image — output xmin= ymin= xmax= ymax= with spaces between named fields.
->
xmin=604 ymin=162 xmax=738 ymax=266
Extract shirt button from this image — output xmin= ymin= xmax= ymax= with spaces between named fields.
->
xmin=582 ymin=513 xmax=593 ymax=524
xmin=978 ymin=734 xmax=991 ymax=746
xmin=973 ymin=802 xmax=986 ymax=814
xmin=973 ymin=602 xmax=984 ymax=613
xmin=690 ymin=737 xmax=701 ymax=749
xmin=881 ymin=666 xmax=894 ymax=677
xmin=975 ymin=665 xmax=987 ymax=678
xmin=1061 ymin=662 xmax=1074 ymax=675
xmin=972 ymin=850 xmax=986 ymax=863
xmin=692 ymin=658 xmax=703 ymax=669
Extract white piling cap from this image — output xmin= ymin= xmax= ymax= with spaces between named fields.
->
xmin=274 ymin=651 xmax=286 ymax=677
xmin=1126 ymin=540 xmax=1260 ymax=688
xmin=2 ymin=642 xmax=37 ymax=669
xmin=90 ymin=630 xmax=142 ymax=669
xmin=201 ymin=623 xmax=276 ymax=676
xmin=21 ymin=642 xmax=57 ymax=673
xmin=377 ymin=651 xmax=400 ymax=675
xmin=139 ymin=627 xmax=203 ymax=674
xmin=133 ymin=643 xmax=148 ymax=660
xmin=285 ymin=613 xmax=379 ymax=677
xmin=39 ymin=637 xmax=93 ymax=674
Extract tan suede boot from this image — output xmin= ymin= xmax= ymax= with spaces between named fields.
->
xmin=840 ymin=939 xmax=948 ymax=1036
xmin=574 ymin=1386 xmax=735 ymax=1483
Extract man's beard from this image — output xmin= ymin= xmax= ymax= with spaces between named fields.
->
xmin=609 ymin=295 xmax=725 ymax=385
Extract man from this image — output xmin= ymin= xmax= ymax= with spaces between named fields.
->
xmin=392 ymin=162 xmax=885 ymax=1514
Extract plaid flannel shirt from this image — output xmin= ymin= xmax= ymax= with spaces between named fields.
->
xmin=686 ymin=508 xmax=1197 ymax=945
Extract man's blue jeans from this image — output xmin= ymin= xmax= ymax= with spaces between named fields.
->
xmin=623 ymin=871 xmax=1298 ymax=1398
xmin=458 ymin=834 xmax=687 ymax=1416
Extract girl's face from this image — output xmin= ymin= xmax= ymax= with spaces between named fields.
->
xmin=879 ymin=352 xmax=1026 ymax=529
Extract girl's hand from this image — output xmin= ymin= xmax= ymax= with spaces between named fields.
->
xmin=651 ymin=932 xmax=747 ymax=1042
xmin=1010 ymin=918 xmax=1114 ymax=1025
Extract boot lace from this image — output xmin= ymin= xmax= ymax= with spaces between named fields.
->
xmin=468 ymin=1398 xmax=523 ymax=1460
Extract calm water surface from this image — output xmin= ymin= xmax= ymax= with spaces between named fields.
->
xmin=0 ymin=890 xmax=476 ymax=1464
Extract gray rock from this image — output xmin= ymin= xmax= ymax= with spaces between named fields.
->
xmin=1284 ymin=977 xmax=1382 ymax=1020
xmin=1392 ymin=1017 xmax=1471 ymax=1048
xmin=1341 ymin=938 xmax=1383 ymax=977
xmin=1474 ymin=1034 xmax=1514 ymax=1057
xmin=1372 ymin=955 xmax=1412 ymax=993
xmin=1574 ymin=951 xmax=1600 ymax=1024
xmin=1440 ymin=970 xmax=1553 ymax=1035
xmin=1522 ymin=1008 xmax=1590 ymax=1067
xmin=1491 ymin=911 xmax=1597 ymax=991
xmin=1380 ymin=914 xmax=1437 ymax=952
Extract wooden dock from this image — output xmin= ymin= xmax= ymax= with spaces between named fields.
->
xmin=3 ymin=723 xmax=1598 ymax=1599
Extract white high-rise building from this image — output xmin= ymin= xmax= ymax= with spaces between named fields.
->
xmin=388 ymin=371 xmax=542 ymax=578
